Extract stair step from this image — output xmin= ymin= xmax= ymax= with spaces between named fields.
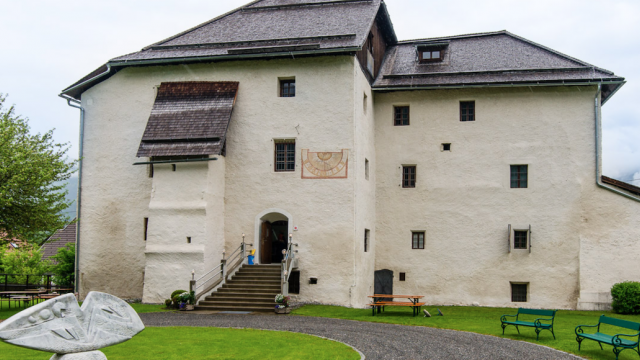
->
xmin=232 ymin=275 xmax=281 ymax=280
xmin=199 ymin=300 xmax=275 ymax=307
xmin=226 ymin=281 xmax=281 ymax=287
xmin=195 ymin=305 xmax=275 ymax=312
xmin=206 ymin=292 xmax=279 ymax=298
xmin=218 ymin=288 xmax=280 ymax=294
xmin=204 ymin=296 xmax=275 ymax=303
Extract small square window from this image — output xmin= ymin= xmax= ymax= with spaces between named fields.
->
xmin=514 ymin=230 xmax=528 ymax=249
xmin=442 ymin=143 xmax=451 ymax=151
xmin=511 ymin=283 xmax=528 ymax=302
xmin=399 ymin=272 xmax=406 ymax=281
xmin=412 ymin=231 xmax=425 ymax=249
xmin=510 ymin=165 xmax=528 ymax=188
xmin=402 ymin=166 xmax=416 ymax=188
xmin=460 ymin=101 xmax=475 ymax=122
xmin=364 ymin=229 xmax=370 ymax=252
xmin=394 ymin=106 xmax=410 ymax=126
xmin=187 ymin=237 xmax=192 ymax=244
xmin=280 ymin=79 xmax=295 ymax=97
xmin=275 ymin=140 xmax=296 ymax=172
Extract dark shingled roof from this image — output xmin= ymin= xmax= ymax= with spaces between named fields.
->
xmin=602 ymin=176 xmax=640 ymax=197
xmin=41 ymin=222 xmax=76 ymax=262
xmin=137 ymin=82 xmax=239 ymax=157
xmin=374 ymin=31 xmax=625 ymax=102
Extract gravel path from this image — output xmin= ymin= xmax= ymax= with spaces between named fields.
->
xmin=140 ymin=312 xmax=582 ymax=360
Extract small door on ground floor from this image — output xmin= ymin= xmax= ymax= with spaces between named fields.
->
xmin=375 ymin=269 xmax=393 ymax=301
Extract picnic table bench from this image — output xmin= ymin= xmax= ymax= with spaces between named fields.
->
xmin=368 ymin=295 xmax=425 ymax=317
xmin=500 ymin=308 xmax=557 ymax=340
xmin=575 ymin=315 xmax=640 ymax=360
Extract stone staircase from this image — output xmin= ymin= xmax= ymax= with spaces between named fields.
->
xmin=196 ymin=264 xmax=281 ymax=312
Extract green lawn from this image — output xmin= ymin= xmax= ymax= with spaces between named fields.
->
xmin=0 ymin=302 xmax=168 ymax=320
xmin=292 ymin=305 xmax=640 ymax=360
xmin=0 ymin=327 xmax=360 ymax=360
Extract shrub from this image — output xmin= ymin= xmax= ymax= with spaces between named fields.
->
xmin=50 ymin=243 xmax=75 ymax=286
xmin=171 ymin=290 xmax=187 ymax=299
xmin=611 ymin=281 xmax=640 ymax=314
xmin=164 ymin=299 xmax=172 ymax=308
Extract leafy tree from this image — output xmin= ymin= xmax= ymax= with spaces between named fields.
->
xmin=1 ymin=243 xmax=50 ymax=284
xmin=50 ymin=243 xmax=75 ymax=286
xmin=0 ymin=93 xmax=77 ymax=243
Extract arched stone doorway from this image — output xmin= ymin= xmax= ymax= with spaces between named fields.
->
xmin=254 ymin=209 xmax=293 ymax=264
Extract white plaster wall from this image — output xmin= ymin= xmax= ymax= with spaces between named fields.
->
xmin=350 ymin=64 xmax=377 ymax=307
xmin=80 ymin=56 xmax=360 ymax=305
xmin=222 ymin=56 xmax=358 ymax=306
xmin=374 ymin=87 xmax=594 ymax=309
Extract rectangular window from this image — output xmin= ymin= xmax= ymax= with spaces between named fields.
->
xmin=412 ymin=231 xmax=425 ymax=249
xmin=514 ymin=230 xmax=527 ymax=249
xmin=365 ymin=158 xmax=369 ymax=180
xmin=394 ymin=106 xmax=410 ymax=126
xmin=280 ymin=79 xmax=295 ymax=97
xmin=460 ymin=101 xmax=475 ymax=122
xmin=399 ymin=272 xmax=406 ymax=281
xmin=274 ymin=140 xmax=295 ymax=172
xmin=511 ymin=283 xmax=528 ymax=302
xmin=510 ymin=165 xmax=528 ymax=188
xmin=364 ymin=229 xmax=370 ymax=252
xmin=148 ymin=164 xmax=154 ymax=178
xmin=143 ymin=218 xmax=148 ymax=241
xmin=442 ymin=143 xmax=451 ymax=151
xmin=403 ymin=166 xmax=416 ymax=188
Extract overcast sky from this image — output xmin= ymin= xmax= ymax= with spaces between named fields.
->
xmin=1 ymin=0 xmax=639 ymax=183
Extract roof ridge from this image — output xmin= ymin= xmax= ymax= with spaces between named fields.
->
xmin=245 ymin=0 xmax=372 ymax=11
xmin=142 ymin=0 xmax=264 ymax=50
xmin=397 ymin=30 xmax=507 ymax=44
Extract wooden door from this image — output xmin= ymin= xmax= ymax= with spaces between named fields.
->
xmin=374 ymin=269 xmax=393 ymax=301
xmin=260 ymin=221 xmax=272 ymax=264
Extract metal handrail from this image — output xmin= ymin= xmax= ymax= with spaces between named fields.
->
xmin=191 ymin=235 xmax=253 ymax=303
xmin=281 ymin=236 xmax=298 ymax=295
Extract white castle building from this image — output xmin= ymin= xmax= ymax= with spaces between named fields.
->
xmin=60 ymin=0 xmax=640 ymax=311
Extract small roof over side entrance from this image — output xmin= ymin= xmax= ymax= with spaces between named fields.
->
xmin=136 ymin=81 xmax=239 ymax=157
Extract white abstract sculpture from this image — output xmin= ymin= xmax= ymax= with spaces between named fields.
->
xmin=0 ymin=291 xmax=145 ymax=359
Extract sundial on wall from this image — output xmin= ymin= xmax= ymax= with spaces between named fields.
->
xmin=301 ymin=149 xmax=349 ymax=179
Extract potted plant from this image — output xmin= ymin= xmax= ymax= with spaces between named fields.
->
xmin=274 ymin=294 xmax=291 ymax=314
xmin=178 ymin=291 xmax=196 ymax=311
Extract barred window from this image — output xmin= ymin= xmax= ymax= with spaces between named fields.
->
xmin=403 ymin=166 xmax=416 ymax=188
xmin=514 ymin=230 xmax=528 ymax=249
xmin=511 ymin=283 xmax=528 ymax=302
xmin=364 ymin=229 xmax=370 ymax=252
xmin=394 ymin=106 xmax=410 ymax=126
xmin=412 ymin=231 xmax=425 ymax=249
xmin=275 ymin=140 xmax=295 ymax=172
xmin=510 ymin=165 xmax=528 ymax=188
xmin=460 ymin=101 xmax=475 ymax=122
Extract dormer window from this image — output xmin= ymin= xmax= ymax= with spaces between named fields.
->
xmin=418 ymin=43 xmax=447 ymax=63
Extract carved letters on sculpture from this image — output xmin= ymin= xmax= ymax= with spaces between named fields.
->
xmin=0 ymin=292 xmax=145 ymax=355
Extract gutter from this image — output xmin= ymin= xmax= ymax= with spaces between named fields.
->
xmin=594 ymin=84 xmax=640 ymax=202
xmin=59 ymin=94 xmax=85 ymax=294
xmin=372 ymin=80 xmax=625 ymax=92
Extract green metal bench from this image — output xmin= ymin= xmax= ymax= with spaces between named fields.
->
xmin=500 ymin=308 xmax=557 ymax=340
xmin=575 ymin=315 xmax=640 ymax=360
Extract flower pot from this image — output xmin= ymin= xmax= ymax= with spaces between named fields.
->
xmin=275 ymin=307 xmax=290 ymax=314
xmin=185 ymin=304 xmax=194 ymax=311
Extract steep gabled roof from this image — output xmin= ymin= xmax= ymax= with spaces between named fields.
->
xmin=61 ymin=0 xmax=396 ymax=100
xmin=374 ymin=31 xmax=625 ymax=103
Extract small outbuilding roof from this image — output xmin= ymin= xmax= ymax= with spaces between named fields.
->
xmin=41 ymin=221 xmax=76 ymax=262
xmin=374 ymin=31 xmax=624 ymax=103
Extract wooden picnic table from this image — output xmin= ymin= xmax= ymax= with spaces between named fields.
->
xmin=368 ymin=294 xmax=425 ymax=317
xmin=0 ymin=290 xmax=47 ymax=310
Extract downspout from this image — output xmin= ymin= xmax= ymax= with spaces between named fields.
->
xmin=61 ymin=96 xmax=85 ymax=294
xmin=594 ymin=84 xmax=640 ymax=202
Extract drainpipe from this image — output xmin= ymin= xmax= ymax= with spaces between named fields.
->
xmin=61 ymin=95 xmax=85 ymax=294
xmin=594 ymin=84 xmax=640 ymax=202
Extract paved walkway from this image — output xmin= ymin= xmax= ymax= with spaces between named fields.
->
xmin=140 ymin=312 xmax=581 ymax=359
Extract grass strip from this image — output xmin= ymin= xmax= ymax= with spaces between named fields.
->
xmin=292 ymin=305 xmax=640 ymax=360
xmin=0 ymin=327 xmax=360 ymax=359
